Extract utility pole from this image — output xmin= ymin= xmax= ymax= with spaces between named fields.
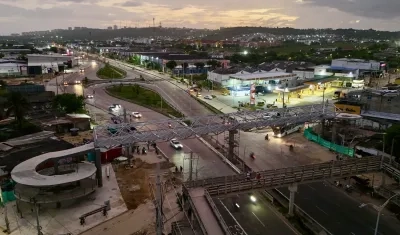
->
xmin=33 ymin=198 xmax=42 ymax=235
xmin=3 ymin=203 xmax=10 ymax=233
xmin=155 ymin=163 xmax=163 ymax=235
xmin=123 ymin=107 xmax=127 ymax=123
xmin=189 ymin=152 xmax=193 ymax=182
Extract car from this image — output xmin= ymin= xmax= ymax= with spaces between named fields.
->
xmin=262 ymin=112 xmax=280 ymax=119
xmin=75 ymin=80 xmax=81 ymax=84
xmin=170 ymin=138 xmax=183 ymax=149
xmin=63 ymin=81 xmax=68 ymax=86
xmin=131 ymin=112 xmax=142 ymax=118
xmin=86 ymin=95 xmax=94 ymax=99
xmin=80 ymin=68 xmax=85 ymax=73
xmin=196 ymin=93 xmax=202 ymax=97
xmin=204 ymin=95 xmax=213 ymax=100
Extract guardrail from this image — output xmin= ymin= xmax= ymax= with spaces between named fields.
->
xmin=183 ymin=187 xmax=208 ymax=235
xmin=274 ymin=189 xmax=333 ymax=235
xmin=204 ymin=189 xmax=232 ymax=235
xmin=375 ymin=186 xmax=400 ymax=207
xmin=186 ymin=157 xmax=381 ymax=189
xmin=205 ymin=157 xmax=381 ymax=195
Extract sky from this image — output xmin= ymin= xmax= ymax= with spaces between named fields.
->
xmin=1 ymin=0 xmax=400 ymax=34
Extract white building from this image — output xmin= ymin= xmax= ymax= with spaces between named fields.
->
xmin=331 ymin=58 xmax=382 ymax=71
xmin=207 ymin=70 xmax=251 ymax=85
xmin=0 ymin=62 xmax=27 ymax=77
xmin=27 ymin=54 xmax=76 ymax=74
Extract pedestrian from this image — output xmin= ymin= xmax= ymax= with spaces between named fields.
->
xmin=175 ymin=166 xmax=178 ymax=173
xmin=180 ymin=166 xmax=183 ymax=173
xmin=256 ymin=173 xmax=261 ymax=183
xmin=246 ymin=172 xmax=251 ymax=181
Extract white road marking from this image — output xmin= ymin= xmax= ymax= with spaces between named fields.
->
xmin=315 ymin=206 xmax=328 ymax=216
xmin=219 ymin=199 xmax=249 ymax=235
xmin=252 ymin=212 xmax=265 ymax=227
xmin=306 ymin=184 xmax=316 ymax=190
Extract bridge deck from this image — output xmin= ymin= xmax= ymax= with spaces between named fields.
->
xmin=189 ymin=188 xmax=224 ymax=235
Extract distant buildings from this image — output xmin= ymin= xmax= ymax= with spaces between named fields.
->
xmin=68 ymin=27 xmax=72 ymax=30
xmin=113 ymin=25 xmax=118 ymax=30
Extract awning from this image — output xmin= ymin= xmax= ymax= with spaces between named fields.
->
xmin=303 ymin=77 xmax=337 ymax=85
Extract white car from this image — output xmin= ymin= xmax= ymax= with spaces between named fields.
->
xmin=108 ymin=104 xmax=122 ymax=112
xmin=131 ymin=112 xmax=142 ymax=118
xmin=170 ymin=139 xmax=183 ymax=149
xmin=86 ymin=95 xmax=94 ymax=99
xmin=204 ymin=95 xmax=213 ymax=100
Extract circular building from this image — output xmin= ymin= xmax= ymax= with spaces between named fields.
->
xmin=11 ymin=143 xmax=97 ymax=206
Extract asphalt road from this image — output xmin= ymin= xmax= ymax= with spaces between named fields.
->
xmin=278 ymin=182 xmax=400 ymax=235
xmin=214 ymin=192 xmax=298 ymax=235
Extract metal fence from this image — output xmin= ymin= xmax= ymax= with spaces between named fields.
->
xmin=304 ymin=128 xmax=354 ymax=157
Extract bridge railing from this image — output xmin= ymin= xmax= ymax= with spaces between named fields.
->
xmin=185 ymin=157 xmax=381 ymax=189
xmin=206 ymin=157 xmax=381 ymax=195
xmin=204 ymin=189 xmax=232 ymax=235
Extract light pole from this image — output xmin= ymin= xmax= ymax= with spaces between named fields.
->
xmin=359 ymin=193 xmax=400 ymax=235
xmin=389 ymin=135 xmax=400 ymax=164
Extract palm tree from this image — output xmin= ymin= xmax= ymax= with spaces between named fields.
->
xmin=6 ymin=92 xmax=30 ymax=128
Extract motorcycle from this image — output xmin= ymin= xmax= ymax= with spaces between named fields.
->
xmin=250 ymin=152 xmax=256 ymax=159
xmin=142 ymin=147 xmax=147 ymax=155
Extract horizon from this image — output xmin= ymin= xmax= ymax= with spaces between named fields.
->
xmin=1 ymin=0 xmax=400 ymax=35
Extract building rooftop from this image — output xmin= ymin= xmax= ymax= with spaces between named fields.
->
xmin=229 ymin=71 xmax=295 ymax=80
xmin=0 ymin=137 xmax=75 ymax=173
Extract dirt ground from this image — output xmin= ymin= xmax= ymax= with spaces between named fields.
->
xmin=114 ymin=159 xmax=177 ymax=210
xmin=58 ymin=130 xmax=93 ymax=144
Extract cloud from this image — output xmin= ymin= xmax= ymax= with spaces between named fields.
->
xmin=306 ymin=0 xmax=400 ymax=19
xmin=119 ymin=0 xmax=142 ymax=7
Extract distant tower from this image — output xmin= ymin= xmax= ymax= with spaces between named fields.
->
xmin=153 ymin=18 xmax=155 ymax=28
xmin=159 ymin=22 xmax=162 ymax=28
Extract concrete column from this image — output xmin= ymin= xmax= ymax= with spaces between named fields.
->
xmin=228 ymin=130 xmax=236 ymax=160
xmin=54 ymin=159 xmax=59 ymax=175
xmin=288 ymin=183 xmax=298 ymax=216
xmin=95 ymin=149 xmax=103 ymax=187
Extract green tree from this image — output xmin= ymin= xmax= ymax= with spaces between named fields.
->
xmin=206 ymin=60 xmax=221 ymax=70
xmin=53 ymin=93 xmax=85 ymax=113
xmin=194 ymin=62 xmax=205 ymax=69
xmin=385 ymin=124 xmax=400 ymax=161
xmin=6 ymin=92 xmax=30 ymax=128
xmin=0 ymin=53 xmax=4 ymax=59
xmin=132 ymin=84 xmax=141 ymax=95
xmin=82 ymin=77 xmax=89 ymax=85
xmin=49 ymin=46 xmax=58 ymax=53
xmin=165 ymin=60 xmax=177 ymax=71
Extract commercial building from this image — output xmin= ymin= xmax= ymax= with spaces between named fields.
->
xmin=0 ymin=59 xmax=28 ymax=77
xmin=118 ymin=51 xmax=229 ymax=74
xmin=27 ymin=54 xmax=77 ymax=75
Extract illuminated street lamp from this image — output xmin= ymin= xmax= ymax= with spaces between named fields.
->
xmin=243 ymin=50 xmax=248 ymax=55
xmin=359 ymin=193 xmax=400 ymax=235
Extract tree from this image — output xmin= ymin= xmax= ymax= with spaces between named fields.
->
xmin=82 ymin=77 xmax=89 ymax=85
xmin=53 ymin=93 xmax=85 ymax=113
xmin=49 ymin=46 xmax=58 ymax=53
xmin=207 ymin=60 xmax=221 ymax=70
xmin=165 ymin=60 xmax=177 ymax=71
xmin=194 ymin=62 xmax=205 ymax=69
xmin=0 ymin=53 xmax=4 ymax=59
xmin=132 ymin=84 xmax=141 ymax=95
xmin=385 ymin=124 xmax=400 ymax=162
xmin=6 ymin=92 xmax=30 ymax=128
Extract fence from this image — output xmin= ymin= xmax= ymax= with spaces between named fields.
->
xmin=304 ymin=128 xmax=354 ymax=157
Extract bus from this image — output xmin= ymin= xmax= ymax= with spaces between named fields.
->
xmin=272 ymin=123 xmax=303 ymax=138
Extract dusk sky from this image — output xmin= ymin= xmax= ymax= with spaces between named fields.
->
xmin=1 ymin=0 xmax=400 ymax=34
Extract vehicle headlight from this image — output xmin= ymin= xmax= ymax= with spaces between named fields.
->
xmin=250 ymin=195 xmax=257 ymax=202
xmin=277 ymin=134 xmax=282 ymax=138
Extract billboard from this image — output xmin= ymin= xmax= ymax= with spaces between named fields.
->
xmin=334 ymin=103 xmax=361 ymax=115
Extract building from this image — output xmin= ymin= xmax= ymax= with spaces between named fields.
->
xmin=107 ymin=26 xmax=112 ymax=30
xmin=331 ymin=58 xmax=385 ymax=74
xmin=68 ymin=27 xmax=72 ymax=30
xmin=113 ymin=25 xmax=118 ymax=30
xmin=223 ymin=71 xmax=301 ymax=95
xmin=118 ymin=52 xmax=229 ymax=74
xmin=27 ymin=54 xmax=77 ymax=75
xmin=0 ymin=59 xmax=28 ymax=77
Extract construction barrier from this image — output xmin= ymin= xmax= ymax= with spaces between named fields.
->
xmin=304 ymin=128 xmax=354 ymax=157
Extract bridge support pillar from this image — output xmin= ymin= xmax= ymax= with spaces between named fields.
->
xmin=95 ymin=148 xmax=103 ymax=187
xmin=288 ymin=183 xmax=298 ymax=216
xmin=228 ymin=130 xmax=236 ymax=160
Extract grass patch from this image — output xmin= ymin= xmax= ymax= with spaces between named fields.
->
xmin=106 ymin=84 xmax=183 ymax=118
xmin=96 ymin=63 xmax=127 ymax=79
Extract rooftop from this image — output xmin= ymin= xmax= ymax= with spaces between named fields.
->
xmin=0 ymin=137 xmax=74 ymax=173
xmin=229 ymin=71 xmax=295 ymax=80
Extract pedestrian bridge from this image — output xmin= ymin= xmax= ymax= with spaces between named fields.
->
xmin=185 ymin=156 xmax=388 ymax=195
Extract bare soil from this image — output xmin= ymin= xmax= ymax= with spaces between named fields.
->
xmin=115 ymin=159 xmax=176 ymax=210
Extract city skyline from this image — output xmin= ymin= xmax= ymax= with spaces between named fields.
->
xmin=1 ymin=0 xmax=400 ymax=34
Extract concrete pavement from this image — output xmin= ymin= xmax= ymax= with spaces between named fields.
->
xmin=278 ymin=182 xmax=400 ymax=235
xmin=214 ymin=191 xmax=299 ymax=235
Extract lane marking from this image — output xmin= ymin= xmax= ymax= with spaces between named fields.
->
xmin=219 ymin=199 xmax=249 ymax=235
xmin=252 ymin=212 xmax=265 ymax=227
xmin=315 ymin=206 xmax=328 ymax=216
xmin=306 ymin=184 xmax=316 ymax=190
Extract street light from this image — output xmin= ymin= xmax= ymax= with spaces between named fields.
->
xmin=359 ymin=193 xmax=400 ymax=235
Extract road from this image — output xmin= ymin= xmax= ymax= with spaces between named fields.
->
xmin=278 ymin=182 xmax=400 ymax=235
xmin=214 ymin=192 xmax=298 ymax=235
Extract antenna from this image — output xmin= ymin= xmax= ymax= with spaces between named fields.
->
xmin=153 ymin=17 xmax=155 ymax=28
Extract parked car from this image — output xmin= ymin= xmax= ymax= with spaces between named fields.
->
xmin=204 ymin=95 xmax=213 ymax=100
xmin=170 ymin=138 xmax=183 ymax=149
xmin=131 ymin=112 xmax=142 ymax=118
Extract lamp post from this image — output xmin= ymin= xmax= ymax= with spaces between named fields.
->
xmin=359 ymin=193 xmax=400 ymax=235
xmin=389 ymin=135 xmax=400 ymax=164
